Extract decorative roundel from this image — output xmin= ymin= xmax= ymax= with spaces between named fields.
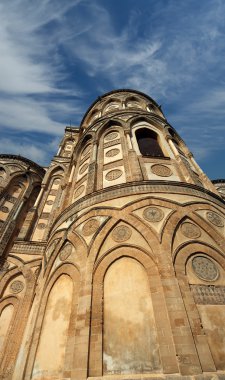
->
xmin=143 ymin=207 xmax=164 ymax=222
xmin=105 ymin=169 xmax=123 ymax=181
xmin=10 ymin=280 xmax=24 ymax=294
xmin=74 ymin=185 xmax=85 ymax=199
xmin=151 ymin=164 xmax=172 ymax=177
xmin=181 ymin=222 xmax=201 ymax=239
xmin=37 ymin=223 xmax=47 ymax=230
xmin=105 ymin=148 xmax=120 ymax=158
xmin=1 ymin=206 xmax=9 ymax=213
xmin=46 ymin=200 xmax=54 ymax=206
xmin=82 ymin=145 xmax=91 ymax=156
xmin=112 ymin=225 xmax=132 ymax=242
xmin=54 ymin=179 xmax=61 ymax=185
xmin=192 ymin=256 xmax=219 ymax=281
xmin=79 ymin=163 xmax=88 ymax=175
xmin=206 ymin=211 xmax=224 ymax=227
xmin=82 ymin=219 xmax=100 ymax=236
xmin=105 ymin=132 xmax=119 ymax=141
xmin=59 ymin=244 xmax=72 ymax=261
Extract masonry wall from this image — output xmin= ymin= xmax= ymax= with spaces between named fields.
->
xmin=0 ymin=90 xmax=225 ymax=380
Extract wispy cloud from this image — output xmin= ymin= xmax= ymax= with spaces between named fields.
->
xmin=0 ymin=0 xmax=224 ymax=177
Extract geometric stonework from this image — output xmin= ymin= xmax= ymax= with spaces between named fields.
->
xmin=206 ymin=211 xmax=224 ymax=227
xmin=37 ymin=223 xmax=47 ymax=230
xmin=74 ymin=185 xmax=85 ymax=199
xmin=151 ymin=164 xmax=172 ymax=177
xmin=112 ymin=225 xmax=132 ymax=242
xmin=1 ymin=89 xmax=225 ymax=379
xmin=181 ymin=222 xmax=201 ymax=238
xmin=59 ymin=243 xmax=72 ymax=261
xmin=143 ymin=207 xmax=164 ymax=222
xmin=10 ymin=280 xmax=24 ymax=294
xmin=105 ymin=148 xmax=120 ymax=158
xmin=104 ymin=132 xmax=119 ymax=141
xmin=79 ymin=163 xmax=88 ymax=175
xmin=82 ymin=219 xmax=100 ymax=236
xmin=105 ymin=169 xmax=123 ymax=181
xmin=192 ymin=255 xmax=219 ymax=281
xmin=190 ymin=284 xmax=225 ymax=304
xmin=82 ymin=145 xmax=91 ymax=156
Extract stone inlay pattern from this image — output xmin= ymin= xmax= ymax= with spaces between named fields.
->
xmin=181 ymin=222 xmax=201 ymax=238
xmin=105 ymin=132 xmax=119 ymax=141
xmin=59 ymin=244 xmax=72 ymax=261
xmin=82 ymin=145 xmax=91 ymax=156
xmin=112 ymin=225 xmax=132 ymax=242
xmin=10 ymin=280 xmax=24 ymax=294
xmin=105 ymin=148 xmax=120 ymax=158
xmin=74 ymin=185 xmax=85 ymax=199
xmin=206 ymin=211 xmax=224 ymax=227
xmin=143 ymin=207 xmax=164 ymax=222
xmin=46 ymin=200 xmax=54 ymax=205
xmin=105 ymin=169 xmax=123 ymax=181
xmin=192 ymin=256 xmax=219 ymax=281
xmin=1 ymin=206 xmax=9 ymax=213
xmin=151 ymin=164 xmax=172 ymax=177
xmin=79 ymin=163 xmax=88 ymax=174
xmin=37 ymin=223 xmax=47 ymax=230
xmin=82 ymin=219 xmax=100 ymax=236
xmin=190 ymin=284 xmax=225 ymax=305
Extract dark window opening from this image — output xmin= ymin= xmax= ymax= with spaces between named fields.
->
xmin=136 ymin=128 xmax=164 ymax=157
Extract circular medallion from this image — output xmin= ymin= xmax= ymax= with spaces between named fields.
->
xmin=74 ymin=185 xmax=85 ymax=199
xmin=206 ymin=211 xmax=224 ymax=227
xmin=82 ymin=219 xmax=100 ymax=236
xmin=54 ymin=179 xmax=61 ymax=185
xmin=105 ymin=169 xmax=123 ymax=181
xmin=143 ymin=207 xmax=164 ymax=222
xmin=10 ymin=280 xmax=24 ymax=294
xmin=79 ymin=163 xmax=88 ymax=175
xmin=181 ymin=222 xmax=201 ymax=238
xmin=37 ymin=223 xmax=47 ymax=230
xmin=82 ymin=145 xmax=91 ymax=156
xmin=192 ymin=256 xmax=219 ymax=281
xmin=105 ymin=148 xmax=120 ymax=158
xmin=112 ymin=225 xmax=132 ymax=242
xmin=46 ymin=200 xmax=54 ymax=206
xmin=59 ymin=244 xmax=72 ymax=261
xmin=1 ymin=206 xmax=9 ymax=213
xmin=151 ymin=164 xmax=172 ymax=177
xmin=105 ymin=132 xmax=119 ymax=141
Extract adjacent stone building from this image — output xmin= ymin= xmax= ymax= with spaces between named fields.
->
xmin=0 ymin=89 xmax=225 ymax=380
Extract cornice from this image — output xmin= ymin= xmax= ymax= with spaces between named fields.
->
xmin=50 ymin=180 xmax=225 ymax=235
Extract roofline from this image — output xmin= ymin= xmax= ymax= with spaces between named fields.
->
xmin=0 ymin=154 xmax=45 ymax=176
xmin=212 ymin=179 xmax=225 ymax=183
xmin=80 ymin=89 xmax=160 ymax=127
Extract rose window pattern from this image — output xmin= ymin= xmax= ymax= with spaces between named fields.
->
xmin=105 ymin=169 xmax=123 ymax=181
xmin=104 ymin=132 xmax=119 ymax=141
xmin=192 ymin=256 xmax=219 ymax=281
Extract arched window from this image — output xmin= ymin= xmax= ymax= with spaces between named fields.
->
xmin=136 ymin=128 xmax=164 ymax=157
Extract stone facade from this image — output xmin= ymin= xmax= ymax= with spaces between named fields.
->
xmin=0 ymin=89 xmax=225 ymax=380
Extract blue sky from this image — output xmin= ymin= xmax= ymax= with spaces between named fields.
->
xmin=0 ymin=0 xmax=225 ymax=179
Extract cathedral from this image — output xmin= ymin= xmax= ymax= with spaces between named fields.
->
xmin=0 ymin=89 xmax=225 ymax=380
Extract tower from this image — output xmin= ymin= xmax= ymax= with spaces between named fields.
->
xmin=0 ymin=89 xmax=225 ymax=380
